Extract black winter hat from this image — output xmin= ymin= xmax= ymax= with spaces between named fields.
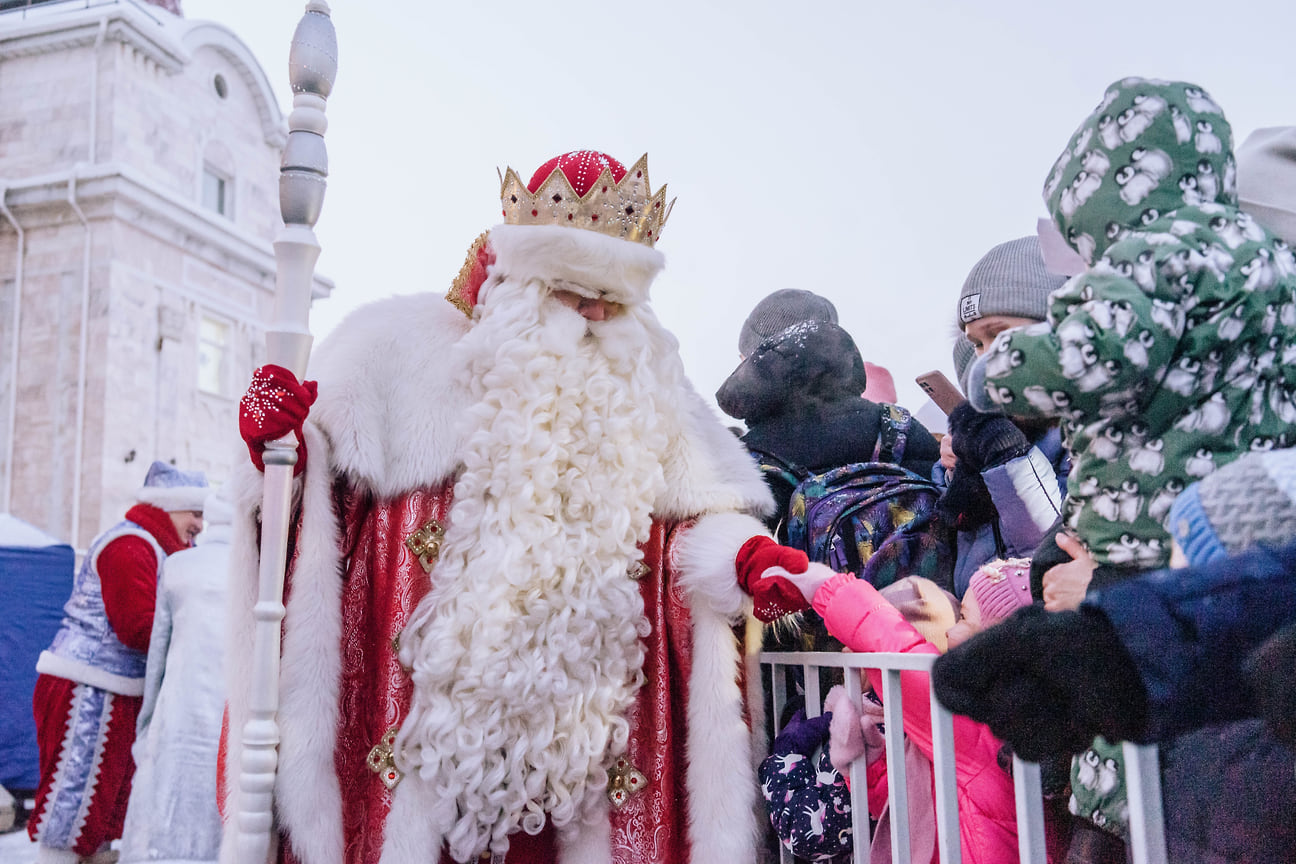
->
xmin=738 ymin=290 xmax=839 ymax=358
xmin=717 ymin=319 xmax=867 ymax=423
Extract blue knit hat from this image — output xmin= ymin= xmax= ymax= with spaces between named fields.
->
xmin=1169 ymin=449 xmax=1296 ymax=566
xmin=135 ymin=460 xmax=209 ymax=512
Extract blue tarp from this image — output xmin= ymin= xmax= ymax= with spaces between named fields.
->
xmin=0 ymin=532 xmax=74 ymax=790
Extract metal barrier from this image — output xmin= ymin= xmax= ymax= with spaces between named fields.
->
xmin=761 ymin=651 xmax=1167 ymax=864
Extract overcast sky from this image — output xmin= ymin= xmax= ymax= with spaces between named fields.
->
xmin=184 ymin=0 xmax=1296 ymax=414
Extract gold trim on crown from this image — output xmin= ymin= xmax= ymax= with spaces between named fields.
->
xmin=499 ymin=154 xmax=674 ymax=247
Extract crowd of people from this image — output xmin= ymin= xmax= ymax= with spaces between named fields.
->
xmin=739 ymin=76 xmax=1296 ymax=864
xmin=16 ymin=74 xmax=1296 ymax=864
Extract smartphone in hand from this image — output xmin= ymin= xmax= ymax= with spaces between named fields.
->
xmin=915 ymin=370 xmax=967 ymax=415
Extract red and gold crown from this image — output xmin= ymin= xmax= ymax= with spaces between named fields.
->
xmin=499 ymin=151 xmax=674 ymax=247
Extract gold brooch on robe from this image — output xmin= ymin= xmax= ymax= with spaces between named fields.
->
xmin=607 ymin=756 xmax=648 ymax=808
xmin=366 ymin=728 xmax=403 ymax=790
xmin=405 ymin=519 xmax=445 ymax=573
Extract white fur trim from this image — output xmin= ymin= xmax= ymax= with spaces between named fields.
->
xmin=305 ymin=293 xmax=774 ymax=519
xmin=35 ymin=651 xmax=144 ymax=696
xmin=682 ymin=575 xmax=760 ymax=862
xmin=655 ymin=389 xmax=776 ymax=521
xmin=220 ymin=427 xmax=344 ymax=864
xmin=378 ymin=773 xmax=447 ymax=864
xmin=307 ymin=293 xmax=473 ymax=498
xmin=673 ymin=512 xmax=771 ymax=620
xmin=135 ymin=486 xmax=209 ymax=512
xmin=487 ymin=223 xmax=664 ymax=308
xmin=555 ymin=796 xmax=612 ymax=864
xmin=672 ymin=516 xmax=765 ymax=861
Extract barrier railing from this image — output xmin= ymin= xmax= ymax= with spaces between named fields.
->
xmin=761 ymin=651 xmax=1167 ymax=864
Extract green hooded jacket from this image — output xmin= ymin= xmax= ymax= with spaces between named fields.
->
xmin=967 ymin=77 xmax=1296 ymax=571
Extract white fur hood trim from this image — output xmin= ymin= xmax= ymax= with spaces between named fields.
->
xmin=307 ymin=293 xmax=473 ymax=499
xmin=304 ymin=293 xmax=774 ymax=519
xmin=487 ymin=223 xmax=664 ymax=307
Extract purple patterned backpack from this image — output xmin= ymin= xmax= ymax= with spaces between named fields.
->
xmin=756 ymin=406 xmax=952 ymax=590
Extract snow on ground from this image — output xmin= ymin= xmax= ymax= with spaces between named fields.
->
xmin=0 ymin=828 xmax=36 ymax=864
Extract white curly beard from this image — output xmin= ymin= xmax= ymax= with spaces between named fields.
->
xmin=391 ymin=276 xmax=684 ymax=862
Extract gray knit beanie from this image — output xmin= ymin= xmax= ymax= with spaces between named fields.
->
xmin=1238 ymin=127 xmax=1296 ymax=246
xmin=957 ymin=236 xmax=1067 ymax=330
xmin=952 ymin=336 xmax=976 ymax=396
xmin=739 ymin=289 xmax=838 ymax=357
xmin=1169 ymin=448 xmax=1296 ymax=566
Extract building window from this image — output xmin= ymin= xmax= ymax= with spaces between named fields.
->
xmin=201 ymin=165 xmax=232 ymax=217
xmin=198 ymin=315 xmax=230 ymax=395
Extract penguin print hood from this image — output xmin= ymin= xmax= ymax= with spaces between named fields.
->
xmin=1043 ymin=77 xmax=1237 ymax=265
xmin=964 ymin=76 xmax=1296 ymax=572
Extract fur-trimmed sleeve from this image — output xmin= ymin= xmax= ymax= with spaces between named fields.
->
xmin=672 ymin=511 xmax=770 ymax=620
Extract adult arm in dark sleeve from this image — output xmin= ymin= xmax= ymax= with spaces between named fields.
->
xmin=933 ymin=537 xmax=1296 ymax=759
xmin=899 ymin=416 xmax=942 ymax=477
xmin=1088 ymin=538 xmax=1296 ymax=740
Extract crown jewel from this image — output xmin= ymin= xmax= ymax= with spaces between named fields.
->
xmin=499 ymin=151 xmax=674 ymax=247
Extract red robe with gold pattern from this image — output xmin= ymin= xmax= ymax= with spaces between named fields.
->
xmin=220 ymin=292 xmax=775 ymax=864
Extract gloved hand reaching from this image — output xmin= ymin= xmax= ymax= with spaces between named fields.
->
xmin=931 ymin=604 xmax=1148 ymax=762
xmin=947 ymin=402 xmax=1031 ymax=473
xmin=771 ymin=709 xmax=833 ymax=757
xmin=239 ymin=364 xmax=319 ymax=476
xmin=735 ymin=536 xmax=837 ymax=622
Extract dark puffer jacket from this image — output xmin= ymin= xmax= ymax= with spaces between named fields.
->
xmin=717 ymin=319 xmax=940 ymax=528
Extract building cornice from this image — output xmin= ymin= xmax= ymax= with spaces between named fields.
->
xmin=0 ymin=163 xmax=334 ymax=301
xmin=0 ymin=3 xmax=288 ymax=148
xmin=0 ymin=2 xmax=186 ymax=72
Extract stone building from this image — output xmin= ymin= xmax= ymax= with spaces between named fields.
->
xmin=0 ymin=0 xmax=331 ymax=546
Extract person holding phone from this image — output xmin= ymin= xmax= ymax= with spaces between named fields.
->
xmin=939 ymin=236 xmax=1072 ymax=598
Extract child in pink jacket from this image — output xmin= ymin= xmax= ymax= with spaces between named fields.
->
xmin=737 ymin=538 xmax=1060 ymax=864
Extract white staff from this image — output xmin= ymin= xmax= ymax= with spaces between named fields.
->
xmin=235 ymin=5 xmax=336 ymax=864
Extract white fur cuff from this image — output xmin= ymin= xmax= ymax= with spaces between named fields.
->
xmin=673 ymin=512 xmax=770 ymax=620
xmin=136 ymin=485 xmax=209 ymax=512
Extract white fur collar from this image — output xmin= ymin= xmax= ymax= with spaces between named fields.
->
xmin=307 ymin=292 xmax=773 ymax=519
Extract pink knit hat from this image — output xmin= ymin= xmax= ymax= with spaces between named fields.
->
xmin=967 ymin=557 xmax=1034 ymax=626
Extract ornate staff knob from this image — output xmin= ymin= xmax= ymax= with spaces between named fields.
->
xmin=280 ymin=2 xmax=336 ymax=228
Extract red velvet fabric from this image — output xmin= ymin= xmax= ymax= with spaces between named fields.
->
xmin=28 ymin=675 xmax=142 ymax=855
xmin=527 ymin=151 xmax=627 ymax=197
xmin=99 ymin=504 xmax=186 ymax=651
xmin=275 ymin=481 xmax=717 ymax=864
xmin=125 ymin=502 xmax=188 ymax=555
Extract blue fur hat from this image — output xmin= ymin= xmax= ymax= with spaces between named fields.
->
xmin=135 ymin=460 xmax=209 ymax=512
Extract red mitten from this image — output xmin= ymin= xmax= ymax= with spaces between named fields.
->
xmin=239 ymin=364 xmax=319 ymax=476
xmin=735 ymin=535 xmax=814 ymax=622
